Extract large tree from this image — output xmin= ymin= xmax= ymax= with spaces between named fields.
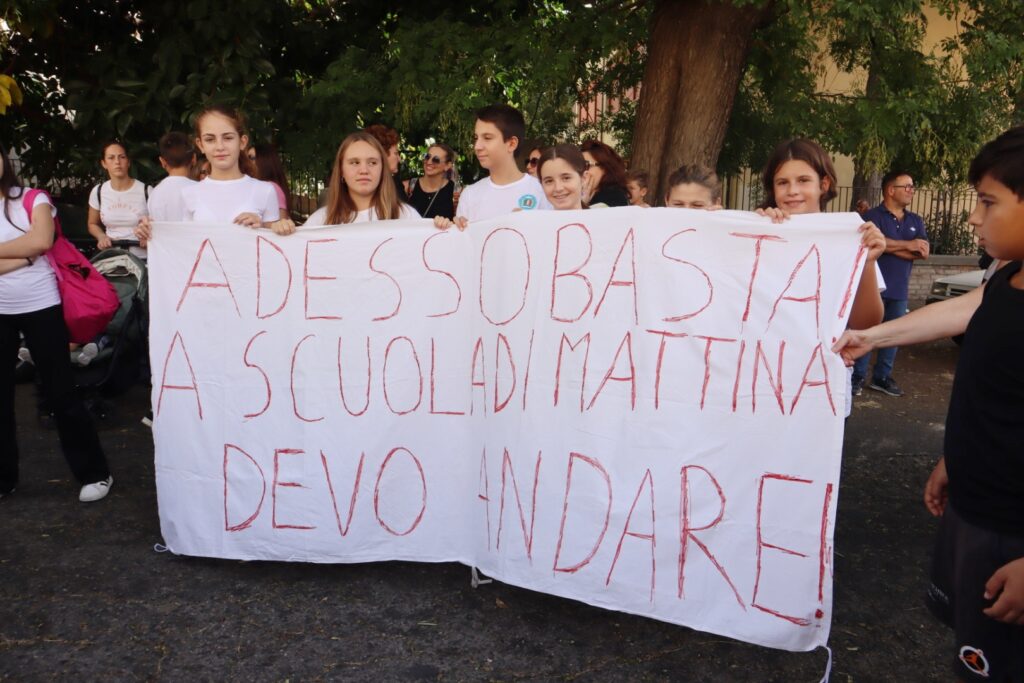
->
xmin=630 ymin=0 xmax=774 ymax=200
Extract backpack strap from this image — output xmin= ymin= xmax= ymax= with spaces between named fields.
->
xmin=144 ymin=183 xmax=149 ymax=202
xmin=20 ymin=188 xmax=61 ymax=238
xmin=96 ymin=181 xmax=103 ymax=211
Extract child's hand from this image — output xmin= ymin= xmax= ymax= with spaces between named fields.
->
xmin=233 ymin=212 xmax=263 ymax=229
xmin=434 ymin=215 xmax=468 ymax=232
xmin=267 ymin=218 xmax=296 ymax=236
xmin=859 ymin=222 xmax=886 ymax=262
xmin=831 ymin=329 xmax=875 ymax=366
xmin=983 ymin=557 xmax=1024 ymax=624
xmin=923 ymin=457 xmax=948 ymax=517
xmin=755 ymin=207 xmax=789 ymax=223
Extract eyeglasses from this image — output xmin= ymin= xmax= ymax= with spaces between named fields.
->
xmin=526 ymin=157 xmax=540 ymax=167
xmin=423 ymin=154 xmax=444 ymax=164
xmin=893 ymin=184 xmax=915 ymax=191
xmin=584 ymin=161 xmax=599 ymax=170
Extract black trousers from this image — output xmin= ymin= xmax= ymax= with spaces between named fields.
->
xmin=0 ymin=304 xmax=110 ymax=492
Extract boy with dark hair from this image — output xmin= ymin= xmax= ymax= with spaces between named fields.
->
xmin=146 ymin=132 xmax=197 ymax=225
xmin=440 ymin=104 xmax=550 ymax=229
xmin=834 ymin=126 xmax=1024 ymax=682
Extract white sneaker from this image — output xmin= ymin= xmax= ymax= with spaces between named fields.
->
xmin=79 ymin=476 xmax=113 ymax=502
xmin=76 ymin=342 xmax=99 ymax=367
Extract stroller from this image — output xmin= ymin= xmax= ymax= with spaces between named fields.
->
xmin=68 ymin=240 xmax=149 ymax=413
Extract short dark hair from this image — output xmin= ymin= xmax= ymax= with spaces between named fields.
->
xmin=475 ymin=104 xmax=525 ymax=146
xmin=759 ymin=138 xmax=837 ymax=211
xmin=969 ymin=126 xmax=1024 ymax=199
xmin=100 ymin=140 xmax=127 ymax=160
xmin=881 ymin=170 xmax=911 ymax=192
xmin=159 ymin=132 xmax=195 ymax=168
xmin=626 ymin=169 xmax=649 ymax=190
xmin=666 ymin=165 xmax=721 ymax=202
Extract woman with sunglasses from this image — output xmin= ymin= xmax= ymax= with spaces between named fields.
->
xmin=580 ymin=139 xmax=630 ymax=207
xmin=524 ymin=144 xmax=543 ymax=178
xmin=405 ymin=143 xmax=456 ymax=220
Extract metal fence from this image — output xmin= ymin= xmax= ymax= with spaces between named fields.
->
xmin=721 ymin=172 xmax=979 ymax=256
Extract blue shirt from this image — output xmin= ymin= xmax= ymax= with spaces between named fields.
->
xmin=863 ymin=204 xmax=927 ymax=300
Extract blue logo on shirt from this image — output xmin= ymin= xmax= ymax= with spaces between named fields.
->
xmin=518 ymin=194 xmax=538 ymax=210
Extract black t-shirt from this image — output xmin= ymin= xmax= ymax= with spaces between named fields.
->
xmin=589 ymin=185 xmax=630 ymax=208
xmin=945 ymin=260 xmax=1024 ymax=535
xmin=408 ymin=178 xmax=455 ymax=219
xmin=393 ymin=175 xmax=409 ymax=203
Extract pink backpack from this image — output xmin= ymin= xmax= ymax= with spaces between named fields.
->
xmin=21 ymin=189 xmax=120 ymax=343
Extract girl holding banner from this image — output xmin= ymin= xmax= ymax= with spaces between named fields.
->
xmin=304 ymin=132 xmax=420 ymax=227
xmin=535 ymin=144 xmax=590 ymax=211
xmin=136 ymin=105 xmax=295 ymax=242
xmin=757 ymin=138 xmax=886 ymax=331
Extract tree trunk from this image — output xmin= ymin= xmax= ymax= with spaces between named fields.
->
xmin=631 ymin=0 xmax=774 ymax=201
xmin=850 ymin=58 xmax=884 ymax=210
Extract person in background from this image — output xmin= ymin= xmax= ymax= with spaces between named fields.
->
xmin=88 ymin=141 xmax=150 ymax=259
xmin=364 ymin=123 xmax=408 ymax=203
xmin=626 ymin=169 xmax=651 ymax=207
xmin=523 ymin=143 xmax=543 ymax=178
xmin=406 ymin=143 xmax=456 ymax=220
xmin=0 ymin=143 xmax=113 ymax=503
xmin=664 ymin=165 xmax=722 ymax=209
xmin=581 ymin=140 xmax=629 ymax=207
xmin=145 ymin=132 xmax=197 ymax=225
xmin=852 ymin=170 xmax=930 ymax=398
xmin=855 ymin=198 xmax=871 ymax=217
xmin=247 ymin=143 xmax=292 ymax=221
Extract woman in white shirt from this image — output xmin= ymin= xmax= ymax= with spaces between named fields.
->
xmin=88 ymin=141 xmax=149 ymax=257
xmin=0 ymin=145 xmax=112 ymax=502
xmin=305 ymin=132 xmax=419 ymax=227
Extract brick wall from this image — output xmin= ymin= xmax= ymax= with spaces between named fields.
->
xmin=906 ymin=255 xmax=980 ymax=309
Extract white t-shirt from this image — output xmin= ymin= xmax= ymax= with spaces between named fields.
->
xmin=455 ymin=174 xmax=551 ymax=222
xmin=180 ymin=175 xmax=280 ymax=224
xmin=304 ymin=203 xmax=420 ymax=227
xmin=148 ymin=175 xmax=197 ymax=222
xmin=89 ymin=179 xmax=150 ymax=257
xmin=0 ymin=189 xmax=60 ymax=314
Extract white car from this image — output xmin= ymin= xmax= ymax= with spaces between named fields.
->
xmin=926 ymin=269 xmax=985 ymax=305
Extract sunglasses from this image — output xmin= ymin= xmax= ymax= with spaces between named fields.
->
xmin=423 ymin=154 xmax=445 ymax=164
xmin=526 ymin=156 xmax=541 ymax=167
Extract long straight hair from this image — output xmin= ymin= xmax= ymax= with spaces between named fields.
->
xmin=194 ymin=104 xmax=255 ymax=177
xmin=324 ymin=132 xmax=402 ymax=224
xmin=0 ymin=144 xmax=25 ymax=225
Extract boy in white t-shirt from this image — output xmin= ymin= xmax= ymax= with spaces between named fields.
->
xmin=438 ymin=104 xmax=550 ymax=230
xmin=88 ymin=141 xmax=150 ymax=259
xmin=146 ymin=132 xmax=197 ymax=224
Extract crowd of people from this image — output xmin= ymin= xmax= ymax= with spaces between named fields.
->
xmin=1 ymin=98 xmax=1022 ymax=680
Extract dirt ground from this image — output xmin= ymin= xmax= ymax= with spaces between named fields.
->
xmin=0 ymin=341 xmax=960 ymax=682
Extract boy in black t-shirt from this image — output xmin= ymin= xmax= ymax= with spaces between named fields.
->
xmin=834 ymin=127 xmax=1024 ymax=682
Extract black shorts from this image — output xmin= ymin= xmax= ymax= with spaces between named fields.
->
xmin=926 ymin=503 xmax=1024 ymax=681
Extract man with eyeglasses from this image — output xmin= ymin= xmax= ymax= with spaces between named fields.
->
xmin=853 ymin=170 xmax=930 ymax=398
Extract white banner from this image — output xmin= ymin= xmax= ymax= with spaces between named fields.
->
xmin=149 ymin=208 xmax=866 ymax=651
